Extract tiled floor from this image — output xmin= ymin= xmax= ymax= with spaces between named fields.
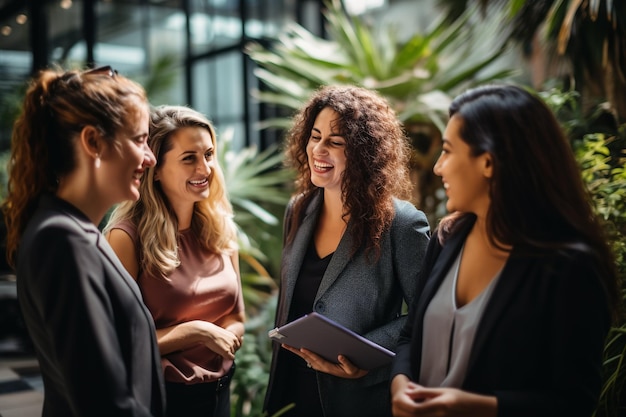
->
xmin=1 ymin=276 xmax=44 ymax=417
xmin=0 ymin=353 xmax=43 ymax=417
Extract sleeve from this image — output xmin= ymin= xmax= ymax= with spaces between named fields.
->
xmin=390 ymin=234 xmax=441 ymax=382
xmin=107 ymin=219 xmax=139 ymax=244
xmin=362 ymin=204 xmax=430 ymax=346
xmin=28 ymin=225 xmax=156 ymax=417
xmin=495 ymin=254 xmax=611 ymax=417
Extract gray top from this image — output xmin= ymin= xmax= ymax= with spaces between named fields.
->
xmin=419 ymin=246 xmax=501 ymax=387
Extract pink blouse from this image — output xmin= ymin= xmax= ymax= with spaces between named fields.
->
xmin=112 ymin=220 xmax=244 ymax=384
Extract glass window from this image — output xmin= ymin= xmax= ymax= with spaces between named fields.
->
xmin=192 ymin=52 xmax=258 ymax=150
xmin=0 ymin=3 xmax=30 ymax=146
xmin=189 ymin=0 xmax=242 ymax=54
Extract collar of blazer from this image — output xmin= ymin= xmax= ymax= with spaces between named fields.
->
xmin=38 ymin=193 xmax=150 ymax=312
xmin=415 ymin=215 xmax=526 ymax=380
xmin=282 ymin=190 xmax=354 ymax=313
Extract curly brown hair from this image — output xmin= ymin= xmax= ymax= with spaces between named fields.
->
xmin=284 ymin=85 xmax=413 ymax=261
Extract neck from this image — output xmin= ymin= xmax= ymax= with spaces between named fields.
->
xmin=56 ymin=183 xmax=107 ymax=225
xmin=470 ymin=215 xmax=511 ymax=256
xmin=322 ymin=188 xmax=347 ymax=220
xmin=172 ymin=202 xmax=194 ymax=231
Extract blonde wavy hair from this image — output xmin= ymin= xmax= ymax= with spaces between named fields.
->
xmin=104 ymin=105 xmax=237 ymax=278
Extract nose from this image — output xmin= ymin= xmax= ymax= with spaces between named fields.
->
xmin=198 ymin=158 xmax=212 ymax=175
xmin=433 ymin=154 xmax=442 ymax=176
xmin=144 ymin=144 xmax=156 ymax=167
xmin=313 ymin=140 xmax=328 ymax=154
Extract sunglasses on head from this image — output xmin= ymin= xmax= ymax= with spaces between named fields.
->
xmin=83 ymin=65 xmax=118 ymax=77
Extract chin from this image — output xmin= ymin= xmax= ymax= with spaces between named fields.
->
xmin=127 ymin=189 xmax=141 ymax=202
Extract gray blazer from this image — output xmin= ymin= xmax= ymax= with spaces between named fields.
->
xmin=265 ymin=190 xmax=430 ymax=417
xmin=17 ymin=194 xmax=165 ymax=417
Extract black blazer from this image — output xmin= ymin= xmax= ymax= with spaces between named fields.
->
xmin=265 ymin=190 xmax=430 ymax=417
xmin=16 ymin=194 xmax=165 ymax=417
xmin=391 ymin=215 xmax=611 ymax=417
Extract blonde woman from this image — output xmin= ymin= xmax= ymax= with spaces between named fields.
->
xmin=105 ymin=105 xmax=244 ymax=417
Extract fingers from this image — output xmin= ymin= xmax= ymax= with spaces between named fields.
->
xmin=337 ymin=354 xmax=368 ymax=378
xmin=280 ymin=346 xmax=368 ymax=379
xmin=206 ymin=328 xmax=243 ymax=360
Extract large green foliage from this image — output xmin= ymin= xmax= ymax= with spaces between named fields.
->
xmin=217 ymin=128 xmax=293 ymax=313
xmin=247 ymin=0 xmax=514 ymax=132
xmin=576 ymin=133 xmax=626 ymax=417
xmin=439 ymin=0 xmax=626 ymax=121
xmin=246 ymin=0 xmax=516 ymax=224
xmin=542 ymin=87 xmax=626 ymax=416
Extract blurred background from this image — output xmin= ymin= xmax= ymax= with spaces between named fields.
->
xmin=0 ymin=1 xmax=624 ymax=416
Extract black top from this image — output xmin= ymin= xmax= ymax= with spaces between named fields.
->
xmin=279 ymin=240 xmax=333 ymax=417
xmin=287 ymin=240 xmax=332 ymax=322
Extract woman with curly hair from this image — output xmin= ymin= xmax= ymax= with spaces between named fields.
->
xmin=104 ymin=105 xmax=244 ymax=417
xmin=264 ymin=85 xmax=431 ymax=417
xmin=3 ymin=66 xmax=164 ymax=416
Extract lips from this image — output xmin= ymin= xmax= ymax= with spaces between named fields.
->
xmin=189 ymin=178 xmax=209 ymax=187
xmin=313 ymin=159 xmax=333 ymax=172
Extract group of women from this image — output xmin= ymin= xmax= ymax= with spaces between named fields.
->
xmin=3 ymin=65 xmax=618 ymax=417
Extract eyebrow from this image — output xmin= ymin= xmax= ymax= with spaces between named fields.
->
xmin=178 ymin=146 xmax=213 ymax=157
xmin=312 ymin=127 xmax=343 ymax=137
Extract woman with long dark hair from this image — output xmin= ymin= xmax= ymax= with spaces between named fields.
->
xmin=391 ymin=84 xmax=619 ymax=417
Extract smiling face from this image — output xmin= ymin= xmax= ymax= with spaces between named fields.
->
xmin=100 ymin=98 xmax=155 ymax=204
xmin=434 ymin=114 xmax=492 ymax=216
xmin=154 ymin=126 xmax=215 ymax=211
xmin=306 ymin=107 xmax=347 ymax=193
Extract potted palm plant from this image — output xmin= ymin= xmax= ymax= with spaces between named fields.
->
xmin=245 ymin=0 xmax=517 ymax=223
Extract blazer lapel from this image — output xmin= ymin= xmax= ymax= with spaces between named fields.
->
xmin=280 ymin=192 xmax=322 ymax=322
xmin=46 ymin=194 xmax=150 ymax=316
xmin=282 ymin=189 xmax=352 ymax=305
xmin=96 ymin=233 xmax=146 ymax=301
xmin=416 ymin=222 xmax=473 ymax=326
xmin=315 ymin=221 xmax=352 ymax=298
xmin=466 ymin=249 xmax=528 ymax=374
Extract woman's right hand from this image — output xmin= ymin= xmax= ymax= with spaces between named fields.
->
xmin=391 ymin=374 xmax=424 ymax=416
xmin=197 ymin=320 xmax=242 ymax=360
xmin=156 ymin=320 xmax=242 ymax=359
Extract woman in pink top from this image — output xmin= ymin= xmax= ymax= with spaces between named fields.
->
xmin=104 ymin=105 xmax=245 ymax=417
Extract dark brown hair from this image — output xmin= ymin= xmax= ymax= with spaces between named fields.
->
xmin=437 ymin=84 xmax=620 ymax=320
xmin=284 ymin=85 xmax=413 ymax=261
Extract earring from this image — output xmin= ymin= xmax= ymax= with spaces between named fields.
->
xmin=95 ymin=155 xmax=101 ymax=169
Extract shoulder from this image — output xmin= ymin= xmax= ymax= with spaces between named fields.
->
xmin=18 ymin=211 xmax=103 ymax=275
xmin=512 ymin=245 xmax=608 ymax=303
xmin=529 ymin=246 xmax=600 ymax=278
xmin=25 ymin=209 xmax=95 ymax=247
xmin=391 ymin=199 xmax=429 ymax=229
xmin=106 ymin=219 xmax=138 ymax=242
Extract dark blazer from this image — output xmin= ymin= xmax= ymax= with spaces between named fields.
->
xmin=265 ymin=190 xmax=430 ymax=417
xmin=16 ymin=194 xmax=165 ymax=417
xmin=391 ymin=214 xmax=611 ymax=417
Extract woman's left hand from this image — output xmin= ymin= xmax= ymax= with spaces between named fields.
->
xmin=281 ymin=344 xmax=368 ymax=379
